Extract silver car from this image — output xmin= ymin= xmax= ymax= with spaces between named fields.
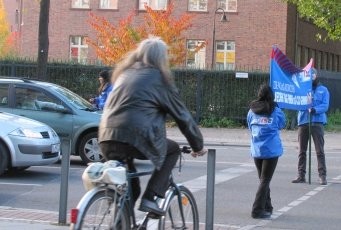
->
xmin=0 ymin=111 xmax=60 ymax=175
xmin=0 ymin=77 xmax=102 ymax=164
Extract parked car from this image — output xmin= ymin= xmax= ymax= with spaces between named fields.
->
xmin=0 ymin=111 xmax=60 ymax=175
xmin=0 ymin=77 xmax=103 ymax=164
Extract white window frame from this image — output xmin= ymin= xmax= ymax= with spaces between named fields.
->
xmin=99 ymin=0 xmax=118 ymax=9
xmin=215 ymin=40 xmax=235 ymax=70
xmin=71 ymin=0 xmax=90 ymax=9
xmin=139 ymin=0 xmax=168 ymax=10
xmin=217 ymin=0 xmax=237 ymax=12
xmin=70 ymin=36 xmax=88 ymax=64
xmin=186 ymin=40 xmax=206 ymax=69
xmin=188 ymin=0 xmax=208 ymax=12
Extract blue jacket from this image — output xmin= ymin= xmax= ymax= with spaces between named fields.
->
xmin=297 ymin=84 xmax=329 ymax=126
xmin=247 ymin=107 xmax=286 ymax=159
xmin=94 ymin=84 xmax=113 ymax=110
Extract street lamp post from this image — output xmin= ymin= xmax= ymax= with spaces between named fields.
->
xmin=211 ymin=8 xmax=228 ymax=69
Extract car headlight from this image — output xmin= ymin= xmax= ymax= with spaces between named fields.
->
xmin=9 ymin=128 xmax=44 ymax=139
xmin=49 ymin=128 xmax=59 ymax=138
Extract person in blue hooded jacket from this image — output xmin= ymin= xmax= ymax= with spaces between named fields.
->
xmin=292 ymin=68 xmax=330 ymax=185
xmin=247 ymin=83 xmax=286 ymax=219
xmin=90 ymin=70 xmax=113 ymax=110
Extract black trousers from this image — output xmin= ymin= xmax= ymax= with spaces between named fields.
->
xmin=99 ymin=139 xmax=180 ymax=203
xmin=297 ymin=124 xmax=326 ymax=177
xmin=252 ymin=157 xmax=278 ymax=215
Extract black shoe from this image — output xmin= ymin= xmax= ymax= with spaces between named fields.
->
xmin=319 ymin=176 xmax=327 ymax=185
xmin=265 ymin=208 xmax=273 ymax=215
xmin=138 ymin=198 xmax=165 ymax=216
xmin=292 ymin=177 xmax=306 ymax=183
xmin=251 ymin=211 xmax=271 ymax=219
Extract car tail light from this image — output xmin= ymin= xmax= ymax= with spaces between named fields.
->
xmin=70 ymin=208 xmax=78 ymax=224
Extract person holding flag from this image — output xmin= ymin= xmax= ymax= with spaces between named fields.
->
xmin=292 ymin=68 xmax=330 ymax=185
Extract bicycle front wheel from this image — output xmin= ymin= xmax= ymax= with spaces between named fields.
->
xmin=159 ymin=185 xmax=199 ymax=230
xmin=78 ymin=189 xmax=130 ymax=230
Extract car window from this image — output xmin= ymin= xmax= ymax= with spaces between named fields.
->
xmin=15 ymin=87 xmax=65 ymax=112
xmin=0 ymin=84 xmax=9 ymax=107
xmin=49 ymin=84 xmax=96 ymax=110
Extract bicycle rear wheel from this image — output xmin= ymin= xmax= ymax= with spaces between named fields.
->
xmin=159 ymin=185 xmax=199 ymax=230
xmin=78 ymin=189 xmax=131 ymax=230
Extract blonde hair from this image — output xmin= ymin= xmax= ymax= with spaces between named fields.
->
xmin=112 ymin=36 xmax=173 ymax=84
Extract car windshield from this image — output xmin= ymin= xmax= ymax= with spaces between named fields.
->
xmin=40 ymin=82 xmax=97 ymax=111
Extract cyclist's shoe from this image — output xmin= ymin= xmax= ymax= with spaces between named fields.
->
xmin=291 ymin=177 xmax=306 ymax=183
xmin=319 ymin=176 xmax=327 ymax=185
xmin=139 ymin=198 xmax=165 ymax=216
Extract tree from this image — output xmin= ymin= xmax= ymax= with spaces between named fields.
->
xmin=87 ymin=3 xmax=206 ymax=66
xmin=286 ymin=0 xmax=341 ymax=41
xmin=0 ymin=2 xmax=14 ymax=58
xmin=37 ymin=0 xmax=50 ymax=80
xmin=87 ymin=12 xmax=147 ymax=65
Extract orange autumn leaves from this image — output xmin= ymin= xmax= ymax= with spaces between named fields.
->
xmin=0 ymin=4 xmax=17 ymax=58
xmin=86 ymin=3 xmax=207 ymax=66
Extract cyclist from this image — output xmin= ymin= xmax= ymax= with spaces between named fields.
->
xmin=98 ymin=36 xmax=207 ymax=216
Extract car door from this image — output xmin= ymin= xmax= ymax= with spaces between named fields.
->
xmin=11 ymin=85 xmax=74 ymax=148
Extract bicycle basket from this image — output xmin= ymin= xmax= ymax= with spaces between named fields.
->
xmin=82 ymin=160 xmax=127 ymax=191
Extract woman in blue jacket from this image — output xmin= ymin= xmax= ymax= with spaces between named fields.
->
xmin=90 ymin=70 xmax=113 ymax=110
xmin=247 ymin=83 xmax=286 ymax=219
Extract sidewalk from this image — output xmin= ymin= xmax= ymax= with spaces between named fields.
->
xmin=1 ymin=127 xmax=340 ymax=229
xmin=167 ymin=127 xmax=341 ymax=151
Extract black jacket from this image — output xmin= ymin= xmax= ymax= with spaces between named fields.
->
xmin=99 ymin=62 xmax=203 ymax=169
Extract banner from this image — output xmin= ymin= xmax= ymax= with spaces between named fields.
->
xmin=270 ymin=46 xmax=313 ymax=110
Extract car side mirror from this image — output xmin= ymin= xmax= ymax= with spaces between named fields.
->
xmin=55 ymin=105 xmax=71 ymax=114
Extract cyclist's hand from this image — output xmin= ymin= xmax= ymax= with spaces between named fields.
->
xmin=191 ymin=148 xmax=207 ymax=158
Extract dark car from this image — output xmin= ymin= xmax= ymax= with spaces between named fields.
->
xmin=0 ymin=77 xmax=103 ymax=164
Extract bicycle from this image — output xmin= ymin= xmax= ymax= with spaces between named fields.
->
xmin=70 ymin=146 xmax=199 ymax=230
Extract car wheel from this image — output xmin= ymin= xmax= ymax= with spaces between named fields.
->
xmin=0 ymin=143 xmax=9 ymax=176
xmin=78 ymin=132 xmax=104 ymax=164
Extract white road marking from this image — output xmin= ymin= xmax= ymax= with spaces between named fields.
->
xmin=0 ymin=182 xmax=42 ymax=186
xmin=183 ymin=165 xmax=254 ymax=192
xmin=241 ymin=174 xmax=341 ymax=229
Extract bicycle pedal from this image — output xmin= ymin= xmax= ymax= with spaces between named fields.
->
xmin=147 ymin=212 xmax=162 ymax=219
xmin=136 ymin=224 xmax=147 ymax=230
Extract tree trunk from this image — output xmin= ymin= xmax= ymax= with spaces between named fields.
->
xmin=37 ymin=0 xmax=50 ymax=80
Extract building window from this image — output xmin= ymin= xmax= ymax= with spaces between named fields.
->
xmin=70 ymin=36 xmax=88 ymax=64
xmin=322 ymin=52 xmax=328 ymax=70
xmin=303 ymin=47 xmax=309 ymax=66
xmin=329 ymin=53 xmax=333 ymax=71
xmin=217 ymin=0 xmax=237 ymax=12
xmin=186 ymin=40 xmax=206 ymax=68
xmin=99 ymin=0 xmax=118 ymax=9
xmin=316 ymin=51 xmax=322 ymax=70
xmin=188 ymin=0 xmax=208 ymax=12
xmin=336 ymin=55 xmax=340 ymax=72
xmin=296 ymin=45 xmax=302 ymax=66
xmin=71 ymin=0 xmax=90 ymax=9
xmin=139 ymin=0 xmax=168 ymax=10
xmin=215 ymin=40 xmax=235 ymax=70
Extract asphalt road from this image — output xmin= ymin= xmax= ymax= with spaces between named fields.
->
xmin=0 ymin=145 xmax=341 ymax=230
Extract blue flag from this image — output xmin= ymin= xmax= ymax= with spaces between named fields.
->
xmin=270 ymin=46 xmax=313 ymax=110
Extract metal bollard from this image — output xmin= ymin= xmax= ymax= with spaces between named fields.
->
xmin=58 ymin=138 xmax=71 ymax=225
xmin=205 ymin=149 xmax=216 ymax=230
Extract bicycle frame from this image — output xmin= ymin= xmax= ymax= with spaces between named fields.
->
xmin=125 ymin=170 xmax=154 ymax=229
xmin=159 ymin=177 xmax=188 ymax=228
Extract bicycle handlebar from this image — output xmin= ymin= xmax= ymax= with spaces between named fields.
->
xmin=180 ymin=146 xmax=192 ymax=154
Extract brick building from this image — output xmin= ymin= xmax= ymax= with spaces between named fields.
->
xmin=3 ymin=0 xmax=341 ymax=71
